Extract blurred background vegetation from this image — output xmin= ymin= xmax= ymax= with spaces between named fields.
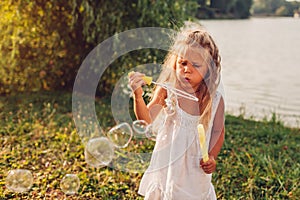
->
xmin=0 ymin=0 xmax=197 ymax=96
xmin=1 ymin=0 xmax=299 ymax=96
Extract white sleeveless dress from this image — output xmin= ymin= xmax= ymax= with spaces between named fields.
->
xmin=138 ymin=90 xmax=223 ymax=200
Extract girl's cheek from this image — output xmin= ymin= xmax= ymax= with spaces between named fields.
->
xmin=176 ymin=67 xmax=184 ymax=75
xmin=174 ymin=63 xmax=180 ymax=72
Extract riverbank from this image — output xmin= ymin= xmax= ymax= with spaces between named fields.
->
xmin=1 ymin=91 xmax=299 ymax=199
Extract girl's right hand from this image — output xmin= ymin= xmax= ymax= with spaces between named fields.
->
xmin=128 ymin=71 xmax=146 ymax=97
xmin=200 ymin=155 xmax=216 ymax=174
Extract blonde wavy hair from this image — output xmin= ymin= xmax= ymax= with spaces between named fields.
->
xmin=157 ymin=22 xmax=221 ymax=130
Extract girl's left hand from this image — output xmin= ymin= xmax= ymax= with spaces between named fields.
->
xmin=200 ymin=155 xmax=216 ymax=174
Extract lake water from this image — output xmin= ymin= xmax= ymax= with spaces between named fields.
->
xmin=200 ymin=17 xmax=300 ymax=127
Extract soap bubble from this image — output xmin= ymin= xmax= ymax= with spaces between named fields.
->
xmin=164 ymin=92 xmax=176 ymax=116
xmin=60 ymin=174 xmax=80 ymax=195
xmin=132 ymin=120 xmax=148 ymax=135
xmin=85 ymin=137 xmax=114 ymax=168
xmin=5 ymin=169 xmax=33 ymax=193
xmin=145 ymin=124 xmax=157 ymax=141
xmin=107 ymin=122 xmax=133 ymax=148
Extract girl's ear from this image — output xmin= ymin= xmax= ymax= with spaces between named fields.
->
xmin=172 ymin=55 xmax=178 ymax=70
xmin=173 ymin=64 xmax=176 ymax=70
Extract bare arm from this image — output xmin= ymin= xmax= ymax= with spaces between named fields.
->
xmin=209 ymin=97 xmax=225 ymax=159
xmin=133 ymin=90 xmax=151 ymax=123
xmin=201 ymin=97 xmax=225 ymax=174
xmin=209 ymin=127 xmax=225 ymax=159
xmin=129 ymin=72 xmax=166 ymax=124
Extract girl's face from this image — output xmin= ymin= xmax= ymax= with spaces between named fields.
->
xmin=175 ymin=47 xmax=209 ymax=92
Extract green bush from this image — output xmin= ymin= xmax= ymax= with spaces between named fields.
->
xmin=0 ymin=0 xmax=198 ymax=95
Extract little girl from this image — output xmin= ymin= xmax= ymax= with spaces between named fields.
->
xmin=129 ymin=22 xmax=225 ymax=200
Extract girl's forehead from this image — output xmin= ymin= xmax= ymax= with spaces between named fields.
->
xmin=177 ymin=47 xmax=207 ymax=63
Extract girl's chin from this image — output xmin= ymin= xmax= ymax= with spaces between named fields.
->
xmin=178 ymin=81 xmax=195 ymax=92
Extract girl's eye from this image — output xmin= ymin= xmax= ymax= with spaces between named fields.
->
xmin=192 ymin=63 xmax=201 ymax=68
xmin=179 ymin=60 xmax=187 ymax=66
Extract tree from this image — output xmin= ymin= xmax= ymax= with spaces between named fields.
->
xmin=252 ymin=0 xmax=300 ymax=16
xmin=207 ymin=0 xmax=252 ymax=18
xmin=234 ymin=0 xmax=253 ymax=18
xmin=0 ymin=0 xmax=198 ymax=95
xmin=0 ymin=1 xmax=79 ymax=94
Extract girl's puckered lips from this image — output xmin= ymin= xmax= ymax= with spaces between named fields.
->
xmin=184 ymin=77 xmax=191 ymax=82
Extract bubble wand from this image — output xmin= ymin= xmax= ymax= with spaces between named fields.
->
xmin=128 ymin=72 xmax=199 ymax=102
xmin=197 ymin=124 xmax=209 ymax=162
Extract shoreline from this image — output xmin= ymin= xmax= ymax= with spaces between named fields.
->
xmin=1 ymin=91 xmax=299 ymax=129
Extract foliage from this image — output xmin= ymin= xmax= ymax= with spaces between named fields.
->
xmin=234 ymin=0 xmax=253 ymax=18
xmin=252 ymin=0 xmax=300 ymax=16
xmin=72 ymin=0 xmax=198 ymax=97
xmin=0 ymin=0 xmax=198 ymax=95
xmin=197 ymin=0 xmax=253 ymax=19
xmin=0 ymin=92 xmax=299 ymax=199
xmin=0 ymin=1 xmax=77 ymax=94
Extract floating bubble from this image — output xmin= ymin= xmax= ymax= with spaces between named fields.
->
xmin=5 ymin=169 xmax=33 ymax=193
xmin=132 ymin=120 xmax=149 ymax=135
xmin=107 ymin=122 xmax=133 ymax=148
xmin=60 ymin=174 xmax=80 ymax=195
xmin=145 ymin=124 xmax=157 ymax=141
xmin=85 ymin=137 xmax=114 ymax=168
xmin=164 ymin=92 xmax=176 ymax=116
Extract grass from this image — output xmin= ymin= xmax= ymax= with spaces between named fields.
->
xmin=0 ymin=91 xmax=299 ymax=199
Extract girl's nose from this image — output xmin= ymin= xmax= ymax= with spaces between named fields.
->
xmin=183 ymin=64 xmax=191 ymax=73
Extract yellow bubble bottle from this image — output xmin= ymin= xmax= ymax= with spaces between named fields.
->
xmin=197 ymin=124 xmax=209 ymax=162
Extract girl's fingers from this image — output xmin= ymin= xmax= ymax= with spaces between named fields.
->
xmin=203 ymin=166 xmax=214 ymax=174
xmin=200 ymin=158 xmax=216 ymax=174
xmin=129 ymin=72 xmax=145 ymax=80
xmin=129 ymin=73 xmax=145 ymax=85
xmin=129 ymin=75 xmax=146 ymax=91
xmin=130 ymin=77 xmax=145 ymax=87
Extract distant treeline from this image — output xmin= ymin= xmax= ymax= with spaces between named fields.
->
xmin=252 ymin=0 xmax=300 ymax=17
xmin=196 ymin=0 xmax=300 ymax=19
xmin=196 ymin=0 xmax=253 ymax=19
